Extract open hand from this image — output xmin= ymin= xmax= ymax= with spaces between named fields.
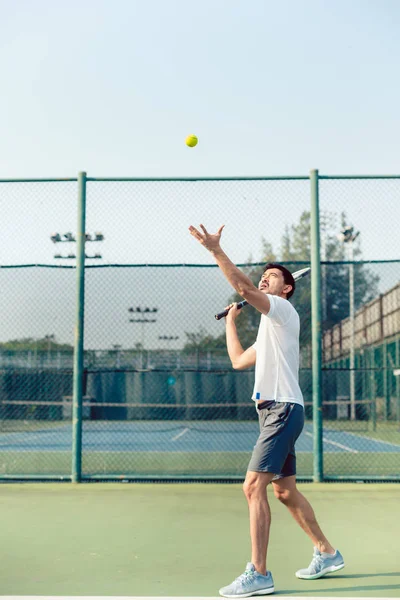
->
xmin=188 ymin=224 xmax=225 ymax=253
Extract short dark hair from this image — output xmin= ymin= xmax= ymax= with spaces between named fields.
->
xmin=263 ymin=263 xmax=295 ymax=300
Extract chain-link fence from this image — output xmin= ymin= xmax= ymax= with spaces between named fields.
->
xmin=0 ymin=174 xmax=399 ymax=481
xmin=318 ymin=177 xmax=400 ymax=480
xmin=320 ymin=262 xmax=400 ymax=479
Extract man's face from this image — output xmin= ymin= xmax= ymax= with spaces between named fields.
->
xmin=258 ymin=268 xmax=291 ymax=298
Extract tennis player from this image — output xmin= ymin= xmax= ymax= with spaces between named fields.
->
xmin=189 ymin=224 xmax=344 ymax=598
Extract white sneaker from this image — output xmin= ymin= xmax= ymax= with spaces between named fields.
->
xmin=296 ymin=547 xmax=345 ymax=580
xmin=219 ymin=562 xmax=274 ymax=597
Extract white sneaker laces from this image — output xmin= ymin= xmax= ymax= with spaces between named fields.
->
xmin=237 ymin=569 xmax=255 ymax=583
xmin=309 ymin=554 xmax=324 ymax=572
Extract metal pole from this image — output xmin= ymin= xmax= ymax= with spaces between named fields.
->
xmin=141 ymin=322 xmax=144 ymax=369
xmin=349 ymin=241 xmax=356 ymax=420
xmin=365 ymin=347 xmax=370 ymax=430
xmin=320 ymin=214 xmax=327 ymax=326
xmin=310 ymin=169 xmax=323 ymax=482
xmin=383 ymin=341 xmax=388 ymax=421
xmin=396 ymin=338 xmax=400 ymax=426
xmin=371 ymin=348 xmax=377 ymax=431
xmin=72 ymin=171 xmax=87 ymax=483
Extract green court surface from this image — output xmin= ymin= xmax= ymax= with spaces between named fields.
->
xmin=0 ymin=483 xmax=399 ymax=597
xmin=1 ymin=451 xmax=399 ymax=479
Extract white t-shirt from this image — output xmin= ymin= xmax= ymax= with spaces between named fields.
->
xmin=251 ymin=294 xmax=304 ymax=407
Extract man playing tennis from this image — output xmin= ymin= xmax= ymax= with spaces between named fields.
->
xmin=189 ymin=224 xmax=344 ymax=598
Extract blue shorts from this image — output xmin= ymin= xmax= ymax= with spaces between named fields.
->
xmin=247 ymin=400 xmax=304 ymax=479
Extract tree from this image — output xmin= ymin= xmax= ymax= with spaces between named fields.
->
xmin=182 ymin=327 xmax=226 ymax=353
xmin=0 ymin=336 xmax=73 ymax=352
xmin=279 ymin=210 xmax=379 ymax=334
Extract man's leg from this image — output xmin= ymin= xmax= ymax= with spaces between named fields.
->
xmin=271 ymin=475 xmax=334 ymax=553
xmin=218 ymin=469 xmax=275 ymax=597
xmin=243 ymin=470 xmax=275 ymax=575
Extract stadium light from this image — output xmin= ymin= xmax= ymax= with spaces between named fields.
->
xmin=51 ymin=231 xmax=104 ymax=260
xmin=159 ymin=335 xmax=179 ymax=350
xmin=128 ymin=306 xmax=159 ymax=350
xmin=337 ymin=226 xmax=360 ymax=244
xmin=64 ymin=232 xmax=76 ymax=242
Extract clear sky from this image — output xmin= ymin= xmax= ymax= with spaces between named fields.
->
xmin=0 ymin=0 xmax=399 ymax=350
xmin=1 ymin=0 xmax=400 ymax=178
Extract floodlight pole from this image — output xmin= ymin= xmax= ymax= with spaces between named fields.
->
xmin=128 ymin=307 xmax=158 ymax=369
xmin=339 ymin=225 xmax=359 ymax=421
xmin=348 ymin=240 xmax=356 ymax=421
xmin=396 ymin=340 xmax=400 ymax=426
xmin=340 ymin=226 xmax=359 ymax=421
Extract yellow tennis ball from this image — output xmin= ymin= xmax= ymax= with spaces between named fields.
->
xmin=185 ymin=134 xmax=198 ymax=147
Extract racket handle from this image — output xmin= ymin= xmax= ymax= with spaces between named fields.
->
xmin=215 ymin=300 xmax=248 ymax=320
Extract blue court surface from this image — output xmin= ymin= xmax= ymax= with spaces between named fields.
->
xmin=0 ymin=421 xmax=399 ymax=453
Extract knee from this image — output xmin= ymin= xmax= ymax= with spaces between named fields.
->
xmin=273 ymin=487 xmax=294 ymax=505
xmin=243 ymin=478 xmax=263 ymax=501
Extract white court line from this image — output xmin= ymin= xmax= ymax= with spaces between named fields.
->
xmin=171 ymin=427 xmax=190 ymax=442
xmin=340 ymin=429 xmax=400 ymax=449
xmin=304 ymin=431 xmax=358 ymax=453
xmin=0 ymin=596 xmax=394 ymax=600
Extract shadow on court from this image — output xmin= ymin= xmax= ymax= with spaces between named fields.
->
xmin=324 ymin=572 xmax=400 ymax=578
xmin=279 ymin=583 xmax=400 ymax=595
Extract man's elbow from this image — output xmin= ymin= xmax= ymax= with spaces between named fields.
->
xmin=231 ymin=359 xmax=246 ymax=370
xmin=238 ymin=283 xmax=269 ymax=314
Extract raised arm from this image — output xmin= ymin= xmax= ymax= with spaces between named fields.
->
xmin=188 ymin=224 xmax=271 ymax=315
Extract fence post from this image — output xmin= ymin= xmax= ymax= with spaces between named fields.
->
xmin=371 ymin=348 xmax=377 ymax=431
xmin=396 ymin=337 xmax=400 ymax=425
xmin=72 ymin=171 xmax=87 ymax=483
xmin=310 ymin=169 xmax=323 ymax=482
xmin=382 ymin=341 xmax=387 ymax=420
